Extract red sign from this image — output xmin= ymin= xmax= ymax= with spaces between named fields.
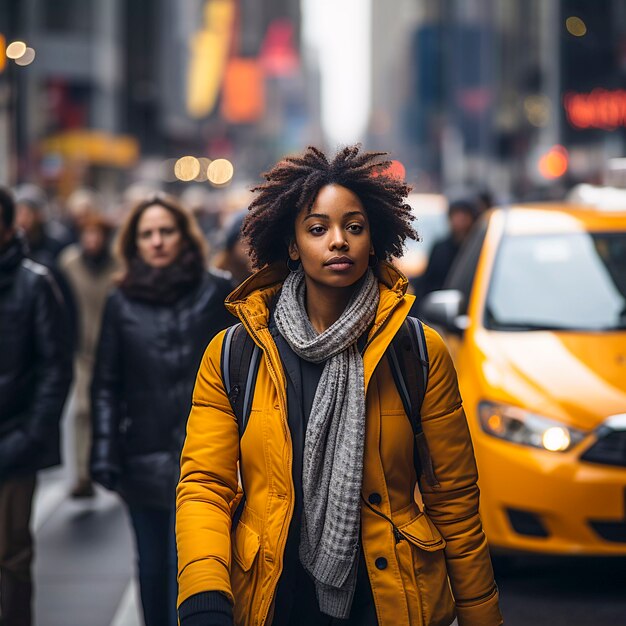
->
xmin=260 ymin=19 xmax=299 ymax=78
xmin=564 ymin=89 xmax=626 ymax=130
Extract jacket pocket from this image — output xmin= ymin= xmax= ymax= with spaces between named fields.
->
xmin=233 ymin=520 xmax=261 ymax=571
xmin=397 ymin=511 xmax=446 ymax=550
xmin=231 ymin=519 xmax=262 ymax=626
xmin=395 ymin=512 xmax=455 ymax=626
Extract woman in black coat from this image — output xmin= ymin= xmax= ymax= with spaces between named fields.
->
xmin=91 ymin=192 xmax=233 ymax=626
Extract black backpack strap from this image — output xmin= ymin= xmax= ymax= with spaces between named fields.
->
xmin=387 ymin=317 xmax=439 ymax=488
xmin=220 ymin=323 xmax=262 ymax=528
xmin=220 ymin=323 xmax=262 ymax=437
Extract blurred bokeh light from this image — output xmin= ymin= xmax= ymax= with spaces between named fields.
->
xmin=207 ymin=158 xmax=234 ymax=186
xmin=6 ymin=40 xmax=26 ymax=59
xmin=14 ymin=47 xmax=35 ymax=66
xmin=174 ymin=156 xmax=201 ymax=182
xmin=566 ymin=16 xmax=587 ymax=37
xmin=538 ymin=145 xmax=569 ymax=179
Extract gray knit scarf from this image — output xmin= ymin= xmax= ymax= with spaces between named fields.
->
xmin=274 ymin=268 xmax=379 ymax=619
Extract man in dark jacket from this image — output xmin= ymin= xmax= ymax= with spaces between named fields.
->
xmin=0 ymin=187 xmax=73 ymax=626
xmin=416 ymin=196 xmax=479 ymax=298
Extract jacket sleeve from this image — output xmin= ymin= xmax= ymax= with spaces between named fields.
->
xmin=30 ymin=272 xmax=73 ymax=437
xmin=90 ymin=293 xmax=123 ymax=475
xmin=419 ymin=325 xmax=503 ymax=626
xmin=0 ymin=272 xmax=72 ymax=476
xmin=176 ymin=329 xmax=240 ymax=608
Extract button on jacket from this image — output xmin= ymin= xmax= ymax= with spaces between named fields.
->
xmin=176 ymin=262 xmax=503 ymax=626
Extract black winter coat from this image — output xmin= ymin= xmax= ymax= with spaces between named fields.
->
xmin=90 ymin=270 xmax=234 ymax=508
xmin=0 ymin=237 xmax=73 ymax=479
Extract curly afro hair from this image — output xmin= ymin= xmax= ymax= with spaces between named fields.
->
xmin=242 ymin=145 xmax=417 ymax=269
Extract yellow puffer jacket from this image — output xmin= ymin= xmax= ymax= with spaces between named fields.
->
xmin=176 ymin=262 xmax=503 ymax=626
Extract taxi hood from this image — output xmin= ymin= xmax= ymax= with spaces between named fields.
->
xmin=477 ymin=330 xmax=626 ymax=431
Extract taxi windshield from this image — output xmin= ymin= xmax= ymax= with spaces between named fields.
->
xmin=485 ymin=232 xmax=626 ymax=331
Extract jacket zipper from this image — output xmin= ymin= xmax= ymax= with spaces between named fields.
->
xmin=361 ymin=495 xmax=405 ymax=544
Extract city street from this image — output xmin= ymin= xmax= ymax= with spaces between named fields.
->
xmin=3 ymin=2 xmax=626 ymax=625
xmin=496 ymin=556 xmax=626 ymax=626
xmin=32 ymin=466 xmax=626 ymax=626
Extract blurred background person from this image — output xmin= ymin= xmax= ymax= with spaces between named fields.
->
xmin=14 ymin=185 xmax=78 ymax=344
xmin=62 ymin=188 xmax=104 ymax=246
xmin=415 ymin=196 xmax=480 ymax=299
xmin=59 ymin=213 xmax=118 ymax=499
xmin=212 ymin=210 xmax=253 ymax=285
xmin=14 ymin=184 xmax=71 ymax=264
xmin=90 ymin=193 xmax=233 ymax=626
xmin=0 ymin=187 xmax=72 ymax=626
xmin=475 ymin=188 xmax=494 ymax=215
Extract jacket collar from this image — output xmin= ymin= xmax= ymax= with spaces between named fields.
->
xmin=225 ymin=260 xmax=412 ymax=341
xmin=227 ymin=260 xmax=415 ymax=408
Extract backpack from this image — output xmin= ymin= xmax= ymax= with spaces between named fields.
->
xmin=220 ymin=317 xmax=438 ymax=488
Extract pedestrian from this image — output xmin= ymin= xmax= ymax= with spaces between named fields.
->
xmin=416 ymin=197 xmax=479 ymax=299
xmin=59 ymin=213 xmax=118 ymax=498
xmin=90 ymin=192 xmax=234 ymax=626
xmin=62 ymin=188 xmax=104 ymax=247
xmin=212 ymin=211 xmax=253 ymax=286
xmin=176 ymin=146 xmax=503 ymax=626
xmin=14 ymin=184 xmax=71 ymax=262
xmin=0 ymin=187 xmax=73 ymax=626
xmin=14 ymin=184 xmax=77 ymax=344
xmin=474 ymin=188 xmax=494 ymax=215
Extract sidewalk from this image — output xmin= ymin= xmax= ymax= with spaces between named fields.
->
xmin=33 ymin=466 xmax=142 ymax=626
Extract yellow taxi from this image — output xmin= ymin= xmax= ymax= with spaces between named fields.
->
xmin=420 ymin=203 xmax=626 ymax=556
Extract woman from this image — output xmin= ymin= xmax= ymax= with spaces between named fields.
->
xmin=60 ymin=212 xmax=118 ymax=498
xmin=91 ymin=193 xmax=233 ymax=626
xmin=176 ymin=146 xmax=503 ymax=626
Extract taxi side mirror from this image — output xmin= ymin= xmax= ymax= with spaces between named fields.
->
xmin=419 ymin=289 xmax=469 ymax=335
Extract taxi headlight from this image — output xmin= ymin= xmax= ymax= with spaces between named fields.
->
xmin=478 ymin=401 xmax=585 ymax=452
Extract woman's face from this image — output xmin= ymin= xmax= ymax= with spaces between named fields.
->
xmin=135 ymin=205 xmax=183 ymax=268
xmin=289 ymin=184 xmax=374 ymax=290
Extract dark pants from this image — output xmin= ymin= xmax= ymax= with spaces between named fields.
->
xmin=128 ymin=505 xmax=178 ymax=626
xmin=0 ymin=474 xmax=36 ymax=626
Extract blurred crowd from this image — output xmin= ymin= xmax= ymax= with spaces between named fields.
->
xmin=0 ymin=184 xmax=254 ymax=626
